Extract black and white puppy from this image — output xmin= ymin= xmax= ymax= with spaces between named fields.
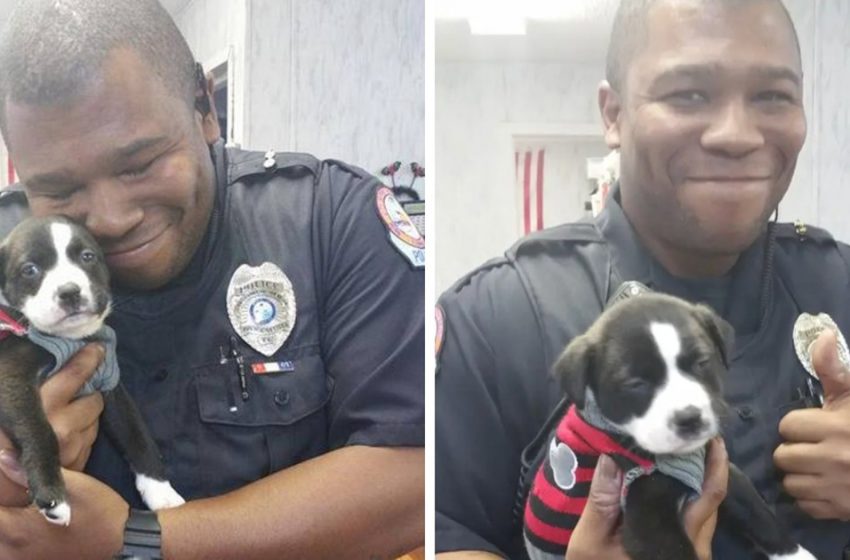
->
xmin=523 ymin=293 xmax=814 ymax=560
xmin=0 ymin=216 xmax=183 ymax=525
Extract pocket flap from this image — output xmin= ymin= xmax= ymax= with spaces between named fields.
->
xmin=196 ymin=352 xmax=332 ymax=427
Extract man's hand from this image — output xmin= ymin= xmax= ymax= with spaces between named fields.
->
xmin=0 ymin=343 xmax=105 ymax=505
xmin=0 ymin=469 xmax=128 ymax=560
xmin=775 ymin=329 xmax=850 ymax=520
xmin=567 ymin=438 xmax=728 ymax=560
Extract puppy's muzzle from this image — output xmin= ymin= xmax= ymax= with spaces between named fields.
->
xmin=56 ymin=283 xmax=83 ymax=312
xmin=669 ymin=405 xmax=707 ymax=438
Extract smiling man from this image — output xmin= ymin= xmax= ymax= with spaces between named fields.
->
xmin=436 ymin=0 xmax=850 ymax=558
xmin=0 ymin=1 xmax=424 ymax=559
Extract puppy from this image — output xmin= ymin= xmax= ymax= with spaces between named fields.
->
xmin=0 ymin=216 xmax=184 ymax=525
xmin=523 ymin=293 xmax=814 ymax=560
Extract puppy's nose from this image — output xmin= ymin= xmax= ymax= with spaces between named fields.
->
xmin=56 ymin=283 xmax=82 ymax=309
xmin=671 ymin=406 xmax=705 ymax=436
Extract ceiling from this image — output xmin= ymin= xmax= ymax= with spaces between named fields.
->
xmin=437 ymin=0 xmax=618 ymax=63
xmin=0 ymin=0 xmax=193 ymax=32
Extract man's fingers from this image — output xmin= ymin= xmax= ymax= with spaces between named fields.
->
xmin=777 ymin=409 xmax=836 ymax=443
xmin=797 ymin=499 xmax=839 ymax=520
xmin=65 ymin=422 xmax=99 ymax=471
xmin=580 ymin=455 xmax=623 ymax=531
xmin=783 ymin=474 xmax=827 ymax=502
xmin=0 ymin=449 xmax=27 ymax=488
xmin=40 ymin=343 xmax=105 ymax=411
xmin=684 ymin=438 xmax=728 ymax=534
xmin=773 ymin=443 xmax=826 ymax=474
xmin=51 ymin=394 xmax=102 ymax=468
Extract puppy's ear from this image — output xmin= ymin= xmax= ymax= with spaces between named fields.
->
xmin=552 ymin=334 xmax=594 ymax=408
xmin=694 ymin=304 xmax=735 ymax=368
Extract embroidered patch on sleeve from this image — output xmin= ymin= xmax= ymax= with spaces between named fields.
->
xmin=376 ymin=187 xmax=425 ymax=269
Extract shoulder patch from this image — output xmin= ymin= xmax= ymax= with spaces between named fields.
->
xmin=376 ymin=186 xmax=425 ymax=268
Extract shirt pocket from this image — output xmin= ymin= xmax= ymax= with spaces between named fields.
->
xmin=192 ymin=344 xmax=333 ymax=497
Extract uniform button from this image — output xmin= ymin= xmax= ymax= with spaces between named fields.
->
xmin=273 ymin=390 xmax=290 ymax=407
xmin=737 ymin=406 xmax=754 ymax=420
xmin=154 ymin=368 xmax=169 ymax=381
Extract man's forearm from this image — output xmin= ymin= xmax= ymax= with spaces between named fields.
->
xmin=158 ymin=445 xmax=424 ymax=560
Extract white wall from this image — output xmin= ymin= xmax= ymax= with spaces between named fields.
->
xmin=436 ymin=0 xmax=850 ymax=294
xmin=436 ymin=62 xmax=603 ymax=292
xmin=175 ymin=0 xmax=425 ymax=180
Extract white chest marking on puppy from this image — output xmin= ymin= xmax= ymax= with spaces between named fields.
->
xmin=620 ymin=322 xmax=716 ymax=454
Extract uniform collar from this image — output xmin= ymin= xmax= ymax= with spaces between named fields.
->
xmin=596 ymin=183 xmax=771 ymax=336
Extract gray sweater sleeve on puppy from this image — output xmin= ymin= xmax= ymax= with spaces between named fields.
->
xmin=30 ymin=325 xmax=120 ymax=395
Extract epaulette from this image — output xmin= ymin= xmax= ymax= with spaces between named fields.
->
xmin=773 ymin=221 xmax=835 ymax=244
xmin=227 ymin=148 xmax=321 ymax=184
xmin=443 ymin=256 xmax=512 ymax=295
xmin=323 ymin=159 xmax=380 ymax=182
xmin=507 ymin=221 xmax=604 ymax=260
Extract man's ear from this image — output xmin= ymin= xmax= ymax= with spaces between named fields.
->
xmin=552 ymin=334 xmax=595 ymax=408
xmin=598 ymin=80 xmax=622 ymax=150
xmin=196 ymin=72 xmax=221 ymax=145
xmin=694 ymin=304 xmax=735 ymax=368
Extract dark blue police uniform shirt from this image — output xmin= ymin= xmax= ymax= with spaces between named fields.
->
xmin=436 ymin=187 xmax=850 ymax=559
xmin=0 ymin=141 xmax=424 ymax=506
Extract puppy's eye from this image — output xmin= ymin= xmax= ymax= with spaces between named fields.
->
xmin=80 ymin=249 xmax=97 ymax=263
xmin=20 ymin=263 xmax=40 ymax=279
xmin=693 ymin=358 xmax=711 ymax=373
xmin=621 ymin=378 xmax=651 ymax=394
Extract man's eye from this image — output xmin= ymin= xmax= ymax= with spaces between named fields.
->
xmin=755 ymin=90 xmax=795 ymax=104
xmin=665 ymin=90 xmax=709 ymax=106
xmin=20 ymin=262 xmax=40 ymax=279
xmin=120 ymin=160 xmax=155 ymax=179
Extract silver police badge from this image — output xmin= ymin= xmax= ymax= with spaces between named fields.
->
xmin=227 ymin=263 xmax=296 ymax=357
xmin=792 ymin=312 xmax=850 ymax=380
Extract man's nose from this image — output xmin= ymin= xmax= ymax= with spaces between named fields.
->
xmin=80 ymin=179 xmax=145 ymax=241
xmin=701 ymin=99 xmax=765 ymax=157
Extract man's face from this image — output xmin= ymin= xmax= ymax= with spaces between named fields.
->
xmin=3 ymin=48 xmax=219 ymax=290
xmin=607 ymin=0 xmax=806 ymax=263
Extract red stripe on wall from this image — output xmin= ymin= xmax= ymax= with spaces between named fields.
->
xmin=7 ymin=159 xmax=14 ymax=185
xmin=536 ymin=149 xmax=545 ymax=230
xmin=522 ymin=151 xmax=532 ymax=235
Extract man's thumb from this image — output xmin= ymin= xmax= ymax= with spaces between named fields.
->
xmin=811 ymin=329 xmax=850 ymax=404
xmin=580 ymin=455 xmax=623 ymax=532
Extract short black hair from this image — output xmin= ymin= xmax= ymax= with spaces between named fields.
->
xmin=605 ymin=0 xmax=801 ymax=93
xmin=0 ymin=0 xmax=197 ymax=135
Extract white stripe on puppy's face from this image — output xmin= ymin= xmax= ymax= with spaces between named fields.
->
xmin=618 ymin=322 xmax=717 ymax=454
xmin=21 ymin=222 xmax=101 ymax=338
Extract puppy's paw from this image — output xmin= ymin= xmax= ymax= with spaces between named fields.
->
xmin=37 ymin=499 xmax=71 ymax=526
xmin=135 ymin=474 xmax=185 ymax=511
xmin=768 ymin=545 xmax=817 ymax=560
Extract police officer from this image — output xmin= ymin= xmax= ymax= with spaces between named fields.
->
xmin=0 ymin=1 xmax=424 ymax=559
xmin=436 ymin=0 xmax=850 ymax=558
